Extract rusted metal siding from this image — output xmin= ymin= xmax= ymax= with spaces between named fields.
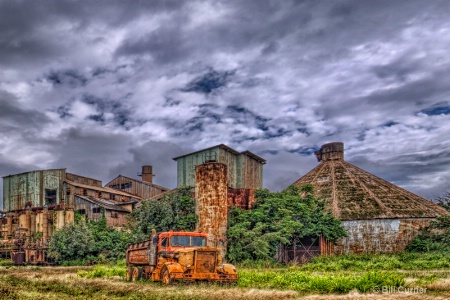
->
xmin=334 ymin=218 xmax=432 ymax=254
xmin=227 ymin=188 xmax=255 ymax=209
xmin=3 ymin=169 xmax=65 ymax=211
xmin=106 ymin=176 xmax=168 ymax=199
xmin=195 ymin=162 xmax=228 ymax=259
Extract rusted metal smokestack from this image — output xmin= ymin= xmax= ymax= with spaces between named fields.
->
xmin=195 ymin=162 xmax=228 ymax=260
xmin=315 ymin=142 xmax=344 ymax=162
xmin=141 ymin=165 xmax=153 ymax=184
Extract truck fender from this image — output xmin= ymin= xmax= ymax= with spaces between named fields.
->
xmin=164 ymin=262 xmax=184 ymax=274
xmin=219 ymin=263 xmax=237 ymax=275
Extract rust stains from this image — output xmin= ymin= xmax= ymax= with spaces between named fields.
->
xmin=334 ymin=218 xmax=432 ymax=254
xmin=195 ymin=162 xmax=228 ymax=259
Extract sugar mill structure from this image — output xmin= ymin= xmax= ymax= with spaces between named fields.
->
xmin=284 ymin=142 xmax=448 ymax=260
xmin=0 ymin=167 xmax=168 ymax=263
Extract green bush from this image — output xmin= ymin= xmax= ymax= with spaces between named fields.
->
xmin=49 ymin=213 xmax=132 ymax=264
xmin=227 ymin=185 xmax=346 ymax=263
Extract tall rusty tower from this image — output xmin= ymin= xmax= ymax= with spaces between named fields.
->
xmin=195 ymin=162 xmax=228 ymax=260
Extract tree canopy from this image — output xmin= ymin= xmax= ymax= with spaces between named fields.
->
xmin=226 ymin=185 xmax=346 ymax=262
xmin=127 ymin=187 xmax=197 ymax=242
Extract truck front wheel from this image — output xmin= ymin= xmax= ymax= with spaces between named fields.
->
xmin=160 ymin=266 xmax=172 ymax=285
xmin=126 ymin=267 xmax=133 ymax=281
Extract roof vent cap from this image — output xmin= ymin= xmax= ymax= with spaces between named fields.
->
xmin=314 ymin=142 xmax=344 ymax=162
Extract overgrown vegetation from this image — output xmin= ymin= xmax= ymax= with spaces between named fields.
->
xmin=238 ymin=269 xmax=404 ymax=294
xmin=406 ymin=215 xmax=450 ymax=252
xmin=226 ymin=185 xmax=346 ymax=262
xmin=127 ymin=187 xmax=197 ymax=242
xmin=48 ymin=212 xmax=131 ymax=264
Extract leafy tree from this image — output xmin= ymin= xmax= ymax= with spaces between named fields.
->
xmin=226 ymin=185 xmax=347 ymax=262
xmin=128 ymin=187 xmax=197 ymax=242
xmin=48 ymin=219 xmax=94 ymax=263
xmin=88 ymin=214 xmax=132 ymax=260
xmin=49 ymin=212 xmax=132 ymax=263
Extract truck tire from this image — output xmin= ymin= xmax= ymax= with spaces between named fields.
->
xmin=132 ymin=267 xmax=143 ymax=281
xmin=126 ymin=267 xmax=133 ymax=281
xmin=160 ymin=266 xmax=172 ymax=285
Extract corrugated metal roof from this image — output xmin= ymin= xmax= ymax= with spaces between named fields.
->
xmin=65 ymin=179 xmax=142 ymax=199
xmin=105 ymin=175 xmax=170 ymax=191
xmin=2 ymin=168 xmax=66 ymax=178
xmin=75 ymin=195 xmax=129 ymax=212
xmin=172 ymin=144 xmax=266 ymax=163
xmin=172 ymin=144 xmax=240 ymax=160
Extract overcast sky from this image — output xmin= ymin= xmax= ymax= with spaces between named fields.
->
xmin=1 ymin=0 xmax=450 ymax=208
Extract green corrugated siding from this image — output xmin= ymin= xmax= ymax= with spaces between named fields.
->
xmin=3 ymin=169 xmax=64 ymax=211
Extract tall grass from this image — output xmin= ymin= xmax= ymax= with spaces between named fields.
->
xmin=238 ymin=269 xmax=404 ymax=294
xmin=77 ymin=265 xmax=126 ymax=278
xmin=297 ymin=252 xmax=450 ymax=271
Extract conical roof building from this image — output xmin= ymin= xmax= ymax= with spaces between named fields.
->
xmin=292 ymin=142 xmax=447 ymax=254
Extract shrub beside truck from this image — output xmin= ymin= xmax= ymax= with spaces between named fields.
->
xmin=125 ymin=230 xmax=238 ymax=284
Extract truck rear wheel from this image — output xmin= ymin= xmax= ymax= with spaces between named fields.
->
xmin=160 ymin=266 xmax=172 ymax=285
xmin=132 ymin=267 xmax=143 ymax=281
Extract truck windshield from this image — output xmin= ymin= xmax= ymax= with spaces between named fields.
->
xmin=170 ymin=236 xmax=206 ymax=247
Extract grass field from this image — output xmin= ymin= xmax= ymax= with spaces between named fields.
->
xmin=1 ymin=253 xmax=450 ymax=299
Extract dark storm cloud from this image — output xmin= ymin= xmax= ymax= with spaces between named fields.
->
xmin=0 ymin=92 xmax=50 ymax=129
xmin=183 ymin=69 xmax=235 ymax=94
xmin=420 ymin=102 xmax=450 ymax=116
xmin=46 ymin=69 xmax=88 ymax=87
xmin=107 ymin=141 xmax=186 ymax=189
xmin=1 ymin=0 xmax=450 ymax=203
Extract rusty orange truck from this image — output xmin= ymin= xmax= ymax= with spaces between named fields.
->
xmin=125 ymin=230 xmax=237 ymax=284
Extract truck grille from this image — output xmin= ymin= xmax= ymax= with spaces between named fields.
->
xmin=195 ymin=251 xmax=216 ymax=273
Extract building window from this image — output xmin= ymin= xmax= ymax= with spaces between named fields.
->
xmin=77 ymin=209 xmax=86 ymax=215
xmin=45 ymin=189 xmax=57 ymax=205
xmin=121 ymin=182 xmax=132 ymax=189
xmin=93 ymin=207 xmax=101 ymax=214
xmin=83 ymin=189 xmax=88 ymax=196
xmin=111 ymin=212 xmax=118 ymax=218
xmin=110 ymin=194 xmax=115 ymax=201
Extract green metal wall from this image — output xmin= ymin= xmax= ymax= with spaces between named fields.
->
xmin=176 ymin=147 xmax=263 ymax=189
xmin=3 ymin=169 xmax=65 ymax=211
